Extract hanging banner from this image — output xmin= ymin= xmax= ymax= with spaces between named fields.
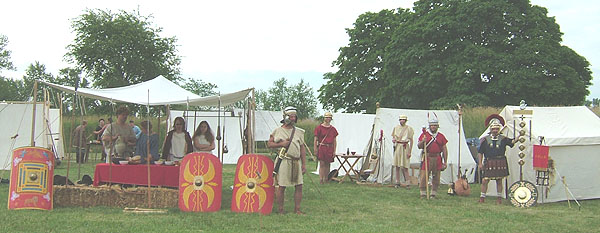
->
xmin=533 ymin=145 xmax=549 ymax=171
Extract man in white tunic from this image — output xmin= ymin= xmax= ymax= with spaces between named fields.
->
xmin=268 ymin=106 xmax=307 ymax=215
xmin=391 ymin=114 xmax=414 ymax=188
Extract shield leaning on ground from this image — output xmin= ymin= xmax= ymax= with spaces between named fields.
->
xmin=231 ymin=154 xmax=274 ymax=215
xmin=178 ymin=152 xmax=222 ymax=212
xmin=8 ymin=147 xmax=55 ymax=210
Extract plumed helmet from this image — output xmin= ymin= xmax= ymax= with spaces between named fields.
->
xmin=428 ymin=112 xmax=439 ymax=126
xmin=485 ymin=114 xmax=505 ymax=129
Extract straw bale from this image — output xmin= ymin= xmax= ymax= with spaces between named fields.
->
xmin=54 ymin=185 xmax=178 ymax=208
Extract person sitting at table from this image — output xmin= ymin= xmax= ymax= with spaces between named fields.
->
xmin=102 ymin=107 xmax=136 ymax=160
xmin=192 ymin=121 xmax=216 ymax=153
xmin=135 ymin=120 xmax=159 ymax=164
xmin=130 ymin=120 xmax=142 ymax=139
xmin=162 ymin=116 xmax=193 ymax=161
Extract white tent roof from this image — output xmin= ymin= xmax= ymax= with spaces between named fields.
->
xmin=488 ymin=106 xmax=600 ymax=146
xmin=367 ymin=108 xmax=476 ymax=184
xmin=42 ymin=75 xmax=252 ymax=107
xmin=479 ymin=106 xmax=600 ymax=203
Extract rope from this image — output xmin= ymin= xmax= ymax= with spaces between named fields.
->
xmin=0 ymin=103 xmax=34 ymax=181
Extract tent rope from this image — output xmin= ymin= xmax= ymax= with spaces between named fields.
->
xmin=0 ymin=103 xmax=35 ymax=181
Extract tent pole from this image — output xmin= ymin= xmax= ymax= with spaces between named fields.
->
xmin=457 ymin=104 xmax=462 ymax=179
xmin=251 ymin=88 xmax=256 ymax=154
xmin=30 ymin=81 xmax=38 ymax=146
xmin=216 ymin=94 xmax=222 ymax=163
xmin=146 ymin=89 xmax=152 ymax=208
xmin=58 ymin=93 xmax=64 ymax=161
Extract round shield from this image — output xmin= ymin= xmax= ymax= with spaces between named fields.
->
xmin=508 ymin=180 xmax=538 ymax=208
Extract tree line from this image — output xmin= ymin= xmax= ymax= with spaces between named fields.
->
xmin=2 ymin=0 xmax=594 ymax=118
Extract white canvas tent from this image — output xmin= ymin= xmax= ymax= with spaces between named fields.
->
xmin=479 ymin=106 xmax=600 ymax=203
xmin=365 ymin=108 xmax=476 ymax=184
xmin=43 ymin=76 xmax=255 ymax=159
xmin=0 ymin=102 xmax=64 ymax=171
xmin=314 ymin=113 xmax=376 ymax=176
xmin=252 ymin=110 xmax=281 ymax=141
xmin=170 ymin=110 xmax=245 ymax=164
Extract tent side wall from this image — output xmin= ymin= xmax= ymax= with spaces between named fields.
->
xmin=0 ymin=103 xmax=51 ymax=171
xmin=480 ymin=106 xmax=600 ymax=203
xmin=171 ymin=110 xmax=244 ymax=164
xmin=314 ymin=113 xmax=376 ymax=176
xmin=366 ymin=108 xmax=476 ymax=184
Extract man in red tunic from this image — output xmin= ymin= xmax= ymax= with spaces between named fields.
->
xmin=314 ymin=112 xmax=338 ymax=184
xmin=417 ymin=115 xmax=448 ymax=199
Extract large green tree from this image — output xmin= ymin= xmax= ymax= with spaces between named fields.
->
xmin=0 ymin=35 xmax=15 ymax=71
xmin=66 ymin=9 xmax=181 ymax=88
xmin=320 ymin=0 xmax=592 ymax=111
xmin=319 ymin=9 xmax=410 ymax=113
xmin=0 ymin=34 xmax=21 ymax=101
xmin=256 ymin=78 xmax=318 ymax=120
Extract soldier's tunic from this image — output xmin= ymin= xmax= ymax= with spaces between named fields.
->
xmin=478 ymin=135 xmax=514 ymax=180
xmin=272 ymin=126 xmax=305 ymax=187
xmin=392 ymin=124 xmax=414 ymax=168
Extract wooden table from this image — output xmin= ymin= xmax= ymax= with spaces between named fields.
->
xmin=335 ymin=154 xmax=366 ymax=183
xmin=87 ymin=140 xmax=103 ymax=162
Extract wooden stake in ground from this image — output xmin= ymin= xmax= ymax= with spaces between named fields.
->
xmin=146 ymin=89 xmax=152 ymax=209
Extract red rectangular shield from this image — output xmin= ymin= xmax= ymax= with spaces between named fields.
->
xmin=8 ymin=147 xmax=54 ymax=210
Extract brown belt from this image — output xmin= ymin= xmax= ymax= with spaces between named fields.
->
xmin=427 ymin=152 xmax=441 ymax=157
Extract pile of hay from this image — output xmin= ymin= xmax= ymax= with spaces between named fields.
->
xmin=54 ymin=185 xmax=178 ymax=208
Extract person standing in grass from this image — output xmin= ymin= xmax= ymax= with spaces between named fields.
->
xmin=268 ymin=106 xmax=307 ymax=214
xmin=391 ymin=114 xmax=414 ymax=188
xmin=478 ymin=117 xmax=516 ymax=204
xmin=417 ymin=114 xmax=448 ymax=199
xmin=72 ymin=120 xmax=88 ymax=164
xmin=314 ymin=112 xmax=338 ymax=184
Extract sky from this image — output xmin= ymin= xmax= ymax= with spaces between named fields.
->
xmin=1 ymin=0 xmax=599 ymax=101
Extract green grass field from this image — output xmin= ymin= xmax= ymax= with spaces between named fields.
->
xmin=1 ymin=156 xmax=599 ymax=233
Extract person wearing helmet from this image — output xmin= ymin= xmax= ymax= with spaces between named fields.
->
xmin=417 ymin=114 xmax=448 ymax=199
xmin=391 ymin=114 xmax=414 ymax=188
xmin=314 ymin=112 xmax=338 ymax=184
xmin=478 ymin=117 xmax=516 ymax=204
xmin=268 ymin=106 xmax=307 ymax=214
